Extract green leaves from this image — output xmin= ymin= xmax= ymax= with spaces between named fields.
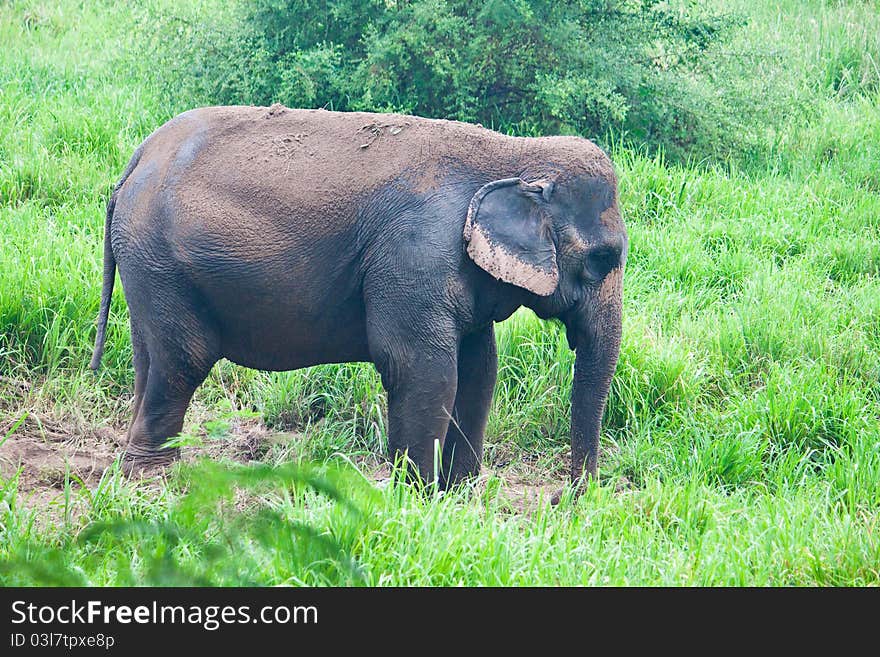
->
xmin=144 ymin=0 xmax=740 ymax=154
xmin=0 ymin=459 xmax=366 ymax=586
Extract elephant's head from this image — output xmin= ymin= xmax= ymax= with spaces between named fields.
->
xmin=463 ymin=165 xmax=626 ymax=489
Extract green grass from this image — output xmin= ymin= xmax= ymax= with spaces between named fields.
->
xmin=1 ymin=0 xmax=879 ymax=585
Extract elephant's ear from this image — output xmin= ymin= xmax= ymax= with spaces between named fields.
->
xmin=463 ymin=178 xmax=558 ymax=296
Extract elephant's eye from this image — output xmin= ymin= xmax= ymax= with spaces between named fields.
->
xmin=585 ymin=243 xmax=623 ymax=280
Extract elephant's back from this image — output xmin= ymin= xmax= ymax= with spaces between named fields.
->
xmin=188 ymin=104 xmax=603 ymax=204
xmin=172 ymin=104 xmax=519 ymax=201
xmin=112 ymin=105 xmax=504 ymax=253
xmin=112 ymin=104 xmax=614 ymax=264
xmin=120 ymin=104 xmax=612 ymax=229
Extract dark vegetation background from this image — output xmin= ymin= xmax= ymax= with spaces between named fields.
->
xmin=144 ymin=0 xmax=760 ymax=162
xmin=138 ymin=0 xmax=879 ymax=168
xmin=156 ymin=0 xmax=746 ymax=161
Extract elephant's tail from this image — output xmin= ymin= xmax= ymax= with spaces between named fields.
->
xmin=90 ymin=148 xmax=141 ymax=371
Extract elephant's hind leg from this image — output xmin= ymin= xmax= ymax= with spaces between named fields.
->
xmin=126 ymin=321 xmax=149 ymax=444
xmin=122 ymin=300 xmax=219 ymax=472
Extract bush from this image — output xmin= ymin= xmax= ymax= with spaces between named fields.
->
xmin=141 ymin=0 xmax=742 ymax=160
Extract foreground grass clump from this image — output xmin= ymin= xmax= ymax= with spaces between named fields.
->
xmin=2 ymin=457 xmax=877 ymax=586
xmin=1 ymin=0 xmax=879 ymax=585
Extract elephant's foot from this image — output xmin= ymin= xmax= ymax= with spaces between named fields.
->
xmin=121 ymin=444 xmax=180 ymax=477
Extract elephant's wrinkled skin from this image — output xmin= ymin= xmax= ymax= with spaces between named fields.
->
xmin=91 ymin=105 xmax=627 ymax=492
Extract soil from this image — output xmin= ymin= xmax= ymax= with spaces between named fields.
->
xmin=0 ymin=405 xmax=568 ymax=518
xmin=0 ymin=404 xmax=268 ymax=511
xmin=0 ymin=412 xmax=118 ymax=509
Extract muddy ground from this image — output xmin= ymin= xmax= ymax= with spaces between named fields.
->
xmin=0 ymin=387 xmax=567 ymax=518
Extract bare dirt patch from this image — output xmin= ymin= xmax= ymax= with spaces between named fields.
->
xmin=0 ymin=412 xmax=118 ymax=507
xmin=487 ymin=472 xmax=564 ymax=514
xmin=0 ymin=385 xmax=595 ymax=519
xmin=0 ymin=411 xmax=282 ymax=499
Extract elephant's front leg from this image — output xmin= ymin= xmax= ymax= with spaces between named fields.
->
xmin=441 ymin=324 xmax=497 ymax=489
xmin=372 ymin=332 xmax=459 ymax=486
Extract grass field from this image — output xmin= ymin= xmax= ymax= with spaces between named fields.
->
xmin=1 ymin=0 xmax=878 ymax=585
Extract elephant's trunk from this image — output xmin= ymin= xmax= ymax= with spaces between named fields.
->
xmin=568 ymin=267 xmax=623 ymax=486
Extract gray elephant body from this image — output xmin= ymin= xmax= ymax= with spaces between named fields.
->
xmin=92 ymin=105 xmax=627 ymax=489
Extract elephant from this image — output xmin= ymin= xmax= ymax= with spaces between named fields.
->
xmin=90 ymin=104 xmax=627 ymax=494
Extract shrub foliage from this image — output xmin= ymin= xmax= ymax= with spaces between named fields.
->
xmin=151 ymin=0 xmax=740 ymax=157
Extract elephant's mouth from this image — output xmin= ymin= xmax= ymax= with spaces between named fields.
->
xmin=564 ymin=322 xmax=580 ymax=350
xmin=558 ymin=306 xmax=583 ymax=350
